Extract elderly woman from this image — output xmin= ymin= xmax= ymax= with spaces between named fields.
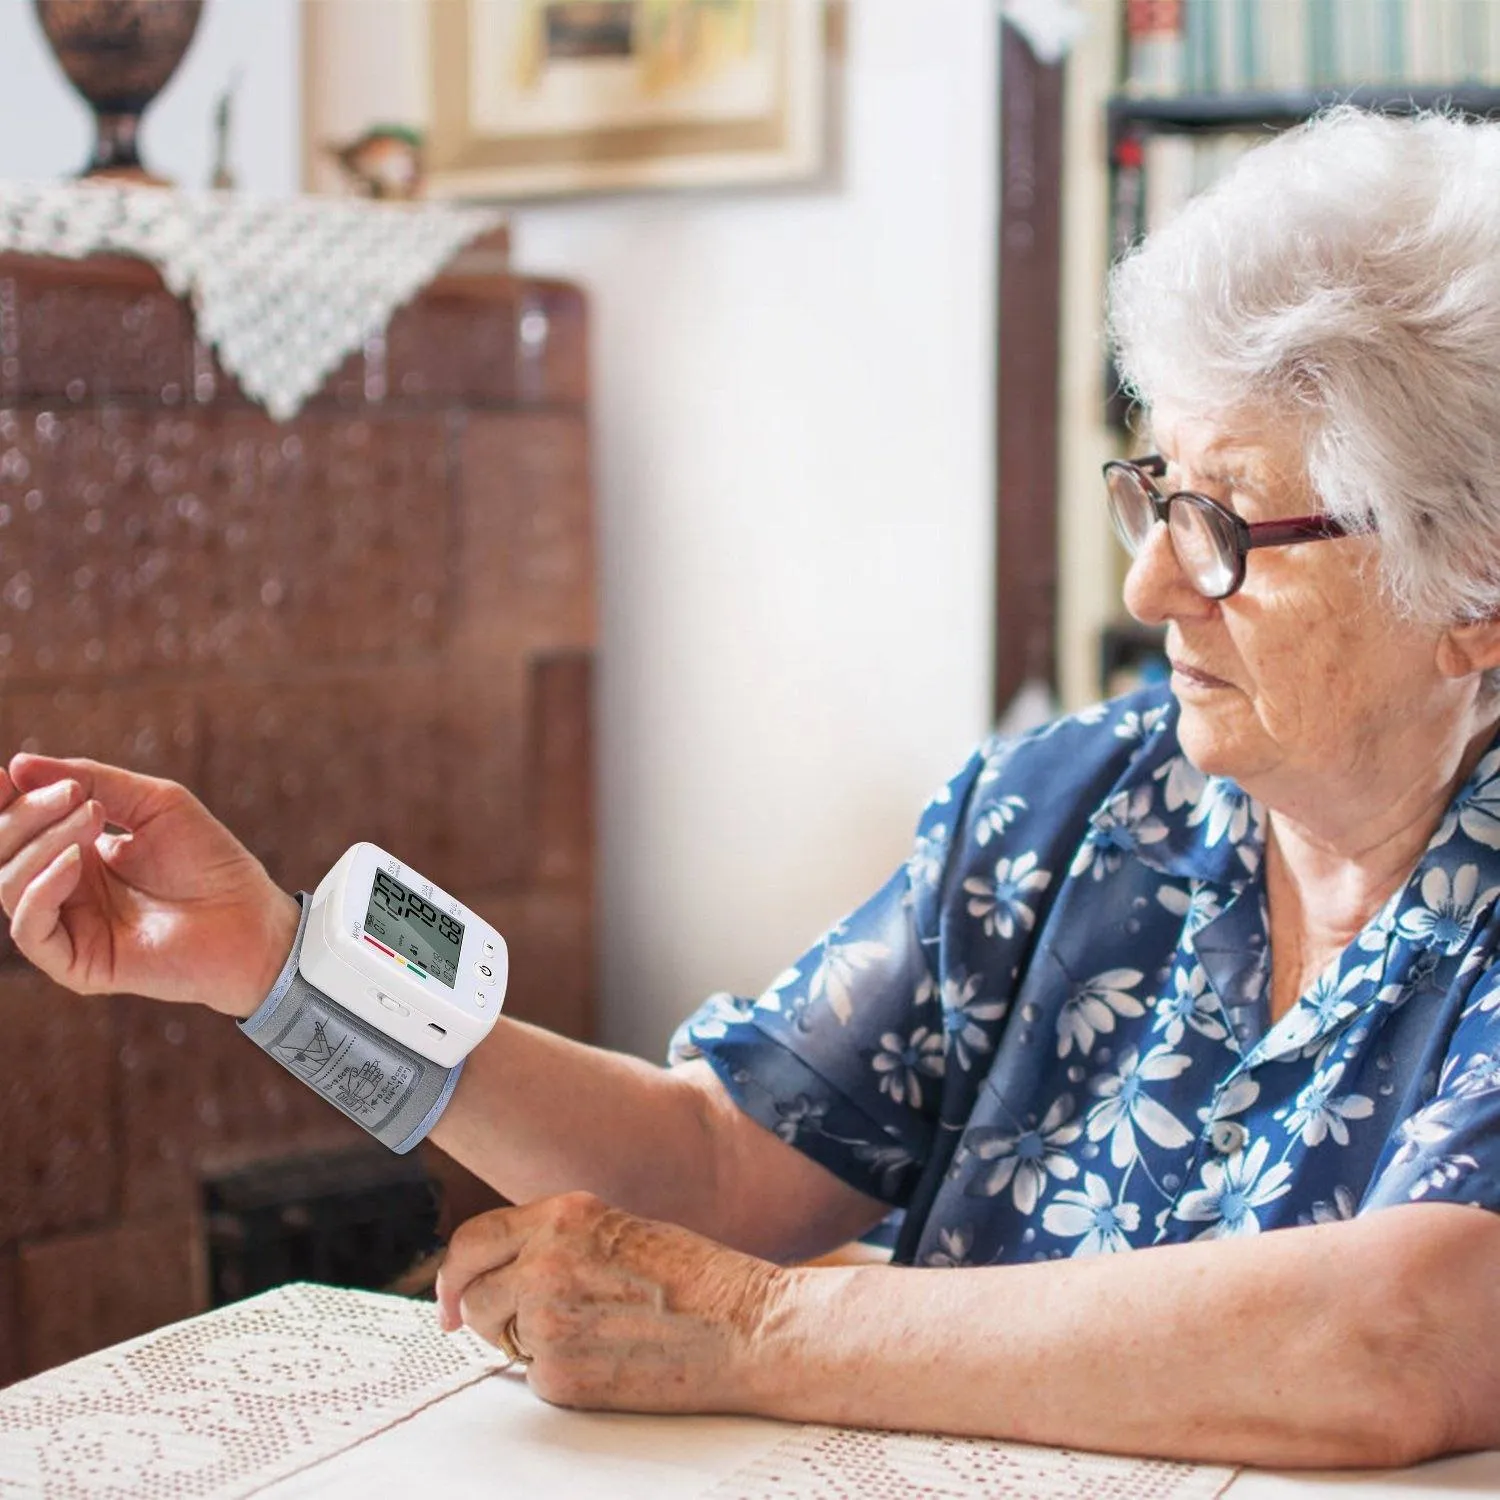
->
xmin=6 ymin=106 xmax=1500 ymax=1469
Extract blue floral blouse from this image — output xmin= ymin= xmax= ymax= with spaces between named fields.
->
xmin=669 ymin=685 xmax=1500 ymax=1266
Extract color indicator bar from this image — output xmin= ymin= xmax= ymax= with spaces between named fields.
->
xmin=364 ymin=932 xmax=431 ymax=981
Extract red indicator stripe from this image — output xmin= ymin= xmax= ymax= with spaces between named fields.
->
xmin=363 ymin=934 xmax=398 ymax=960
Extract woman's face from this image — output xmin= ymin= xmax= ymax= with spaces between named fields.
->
xmin=1123 ymin=410 xmax=1470 ymax=809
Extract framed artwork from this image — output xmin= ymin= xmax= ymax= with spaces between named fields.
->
xmin=423 ymin=0 xmax=833 ymax=199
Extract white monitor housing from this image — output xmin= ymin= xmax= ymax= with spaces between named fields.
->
xmin=301 ymin=842 xmax=507 ymax=1067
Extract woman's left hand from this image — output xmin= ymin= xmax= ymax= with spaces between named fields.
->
xmin=434 ymin=1192 xmax=785 ymax=1412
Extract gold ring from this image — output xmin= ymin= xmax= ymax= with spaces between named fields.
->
xmin=498 ymin=1312 xmax=534 ymax=1367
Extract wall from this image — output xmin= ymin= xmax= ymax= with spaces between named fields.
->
xmin=3 ymin=0 xmax=998 ymax=1062
xmin=518 ymin=7 xmax=999 ymax=1056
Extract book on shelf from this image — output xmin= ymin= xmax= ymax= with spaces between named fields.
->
xmin=1125 ymin=0 xmax=1185 ymax=95
xmin=1124 ymin=0 xmax=1500 ymax=97
xmin=1110 ymin=130 xmax=1265 ymax=245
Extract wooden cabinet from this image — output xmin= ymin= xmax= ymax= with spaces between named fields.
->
xmin=0 ymin=251 xmax=595 ymax=1378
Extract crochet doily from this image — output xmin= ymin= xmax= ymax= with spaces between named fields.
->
xmin=706 ymin=1425 xmax=1237 ymax=1500
xmin=0 ymin=182 xmax=502 ymax=421
xmin=0 ymin=1283 xmax=504 ymax=1499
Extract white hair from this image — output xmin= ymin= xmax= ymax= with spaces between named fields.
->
xmin=1108 ymin=106 xmax=1500 ymax=626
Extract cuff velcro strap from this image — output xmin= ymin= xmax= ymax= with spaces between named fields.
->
xmin=239 ymin=894 xmax=464 ymax=1154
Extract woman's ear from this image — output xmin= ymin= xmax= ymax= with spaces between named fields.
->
xmin=1437 ymin=618 xmax=1500 ymax=679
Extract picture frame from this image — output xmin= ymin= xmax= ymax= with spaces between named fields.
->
xmin=426 ymin=0 xmax=831 ymax=199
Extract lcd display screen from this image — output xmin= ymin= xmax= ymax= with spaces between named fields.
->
xmin=363 ymin=868 xmax=463 ymax=988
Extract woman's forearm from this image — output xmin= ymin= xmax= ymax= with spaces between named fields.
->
xmin=744 ymin=1203 xmax=1500 ymax=1468
xmin=428 ymin=1018 xmax=724 ymax=1226
xmin=426 ymin=1023 xmax=883 ymax=1259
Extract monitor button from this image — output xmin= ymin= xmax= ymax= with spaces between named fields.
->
xmin=476 ymin=963 xmax=494 ymax=980
xmin=376 ymin=992 xmax=409 ymax=1016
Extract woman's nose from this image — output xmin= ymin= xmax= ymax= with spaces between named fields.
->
xmin=1120 ymin=521 xmax=1215 ymax=627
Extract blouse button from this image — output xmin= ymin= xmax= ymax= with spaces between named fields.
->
xmin=1210 ymin=1120 xmax=1247 ymax=1155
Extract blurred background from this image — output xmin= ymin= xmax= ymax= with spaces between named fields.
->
xmin=0 ymin=2 xmax=995 ymax=1063
xmin=0 ymin=0 xmax=996 ymax=1382
xmin=2 ymin=0 xmax=1496 ymax=1385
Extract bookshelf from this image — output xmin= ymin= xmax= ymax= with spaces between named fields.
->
xmin=1108 ymin=80 xmax=1500 ymax=133
xmin=1051 ymin=2 xmax=1500 ymax=709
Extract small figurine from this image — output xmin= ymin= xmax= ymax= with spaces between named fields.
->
xmin=328 ymin=126 xmax=425 ymax=200
xmin=210 ymin=69 xmax=241 ymax=190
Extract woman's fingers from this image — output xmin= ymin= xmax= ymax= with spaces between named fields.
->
xmin=0 ymin=797 xmax=103 ymax=919
xmin=0 ymin=777 xmax=80 ymax=863
xmin=8 ymin=754 xmax=168 ymax=832
xmin=9 ymin=843 xmax=84 ymax=980
xmin=436 ymin=1205 xmax=532 ymax=1331
xmin=432 ymin=1196 xmax=772 ymax=1414
xmin=456 ymin=1266 xmax=523 ymax=1355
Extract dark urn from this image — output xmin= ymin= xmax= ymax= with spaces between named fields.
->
xmin=34 ymin=0 xmax=206 ymax=182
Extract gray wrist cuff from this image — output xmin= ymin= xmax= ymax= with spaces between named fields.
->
xmin=240 ymin=894 xmax=465 ymax=1154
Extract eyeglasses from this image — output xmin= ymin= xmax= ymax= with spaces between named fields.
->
xmin=1103 ymin=455 xmax=1350 ymax=599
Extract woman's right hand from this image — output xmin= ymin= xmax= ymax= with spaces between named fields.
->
xmin=0 ymin=752 xmax=299 ymax=1018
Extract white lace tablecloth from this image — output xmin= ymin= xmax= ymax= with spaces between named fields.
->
xmin=703 ymin=1426 xmax=1236 ymax=1499
xmin=0 ymin=182 xmax=503 ymax=421
xmin=0 ymin=1283 xmax=505 ymax=1498
xmin=0 ymin=1278 xmax=1244 ymax=1500
xmin=12 ymin=1278 xmax=1484 ymax=1499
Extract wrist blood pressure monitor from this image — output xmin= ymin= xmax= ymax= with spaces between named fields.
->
xmin=239 ymin=843 xmax=507 ymax=1153
xmin=301 ymin=843 xmax=507 ymax=1067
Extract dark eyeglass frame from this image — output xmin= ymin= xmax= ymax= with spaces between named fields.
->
xmin=1102 ymin=454 xmax=1351 ymax=600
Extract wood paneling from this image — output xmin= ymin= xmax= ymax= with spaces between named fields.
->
xmin=0 ymin=252 xmax=595 ymax=1380
xmin=0 ymin=974 xmax=115 ymax=1242
xmin=995 ymin=18 xmax=1065 ymax=714
xmin=17 ymin=1214 xmax=205 ymax=1377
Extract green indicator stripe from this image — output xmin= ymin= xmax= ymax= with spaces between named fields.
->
xmin=406 ymin=963 xmax=427 ymax=979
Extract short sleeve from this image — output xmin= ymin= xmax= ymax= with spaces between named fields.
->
xmin=1363 ymin=966 xmax=1500 ymax=1213
xmin=666 ymin=749 xmax=987 ymax=1208
xmin=667 ymin=689 xmax=1171 ymax=1214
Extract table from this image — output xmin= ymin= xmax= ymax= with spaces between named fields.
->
xmin=3 ymin=1285 xmax=1498 ymax=1499
xmin=263 ymin=1372 xmax=1500 ymax=1500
